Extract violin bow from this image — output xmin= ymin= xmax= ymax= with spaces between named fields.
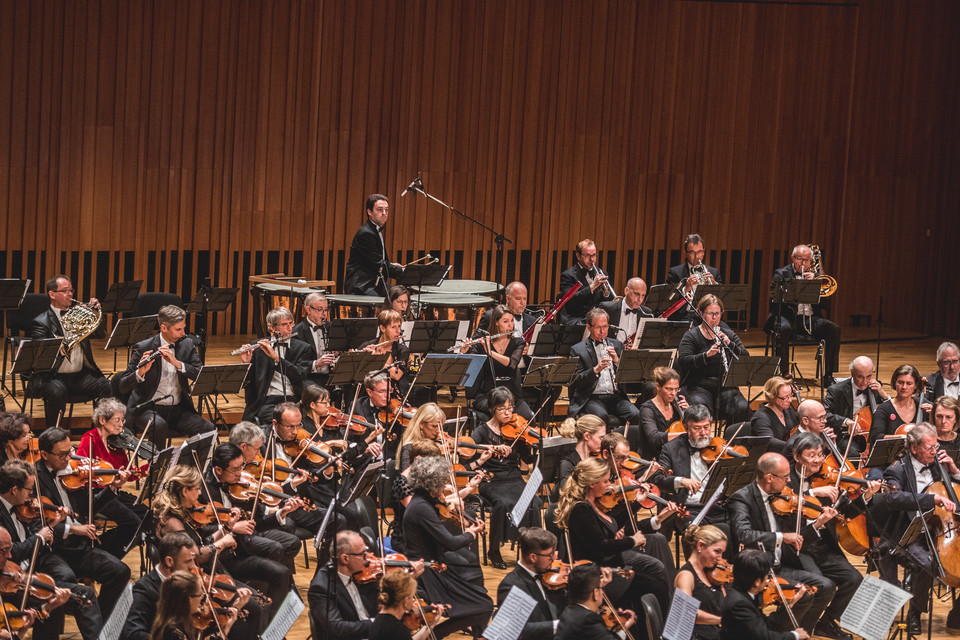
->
xmin=20 ymin=537 xmax=42 ymax=611
xmin=703 ymin=421 xmax=747 ymax=480
xmin=796 ymin=467 xmax=806 ymax=538
xmin=385 ymin=370 xmax=418 ymax=442
xmin=437 ymin=436 xmax=469 ymax=531
xmin=87 ymin=440 xmax=95 ymax=528
xmin=608 ymin=444 xmax=639 ymax=534
xmin=504 ymin=394 xmax=551 ymax=450
xmin=202 ymin=546 xmax=228 ymax=640
xmin=31 ymin=454 xmax=47 ymax=531
xmin=600 ymin=590 xmax=636 ymax=640
xmin=834 ymin=431 xmax=856 ymax=492
xmin=249 ymin=430 xmax=273 ymax=516
xmin=415 ymin=599 xmax=440 ymax=640
xmin=192 ymin=451 xmax=226 ymax=535
xmin=124 ymin=415 xmax=154 ymax=473
xmin=757 ymin=541 xmax=802 ymax=629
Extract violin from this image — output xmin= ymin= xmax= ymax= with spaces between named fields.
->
xmin=0 ymin=602 xmax=32 ymax=631
xmin=106 ymin=427 xmax=160 ymax=461
xmin=0 ymin=560 xmax=92 ymax=607
xmin=699 ymin=437 xmax=747 ymax=464
xmin=320 ymin=407 xmax=379 ymax=436
xmin=194 ymin=567 xmax=271 ymax=607
xmin=352 ymin=552 xmax=446 ymax=584
xmin=378 ymin=399 xmax=415 ymax=431
xmin=192 ymin=602 xmax=245 ymax=630
xmin=280 ymin=429 xmax=336 ymax=466
xmin=705 ymin=562 xmax=733 ymax=586
xmin=20 ymin=438 xmax=41 ymax=464
xmin=595 ymin=471 xmax=689 ymax=519
xmin=401 ymin=598 xmax=447 ymax=631
xmin=245 ymin=455 xmax=317 ymax=483
xmin=760 ymin=576 xmax=816 ymax=607
xmin=539 ymin=560 xmax=635 ymax=590
xmin=59 ymin=457 xmax=127 ymax=490
xmin=186 ymin=501 xmax=249 ymax=528
xmin=769 ymin=486 xmax=824 ymax=520
xmin=439 ymin=432 xmax=500 ymax=459
xmin=451 ymin=463 xmax=492 ymax=489
xmin=500 ymin=414 xmax=542 ymax=447
xmin=619 ymin=452 xmax=654 ymax=473
xmin=810 ymin=466 xmax=879 ymax=500
xmin=14 ymin=496 xmax=74 ymax=523
xmin=228 ymin=471 xmax=311 ymax=510
xmin=599 ymin=604 xmax=631 ymax=632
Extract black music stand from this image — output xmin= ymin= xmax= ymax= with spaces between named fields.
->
xmin=723 ymin=355 xmax=781 ymax=398
xmin=10 ymin=338 xmax=62 ymax=412
xmin=633 ymin=320 xmax=688 ymax=350
xmin=100 ymin=280 xmax=143 ymax=316
xmin=328 ymin=352 xmax=389 ymax=387
xmin=0 ymin=278 xmax=30 ymax=399
xmin=699 ymin=436 xmax=771 ymax=503
xmin=177 ymin=432 xmax=218 ymax=474
xmin=643 ymin=284 xmax=676 ymax=316
xmin=615 ymin=350 xmax=674 ymax=386
xmin=527 ymin=324 xmax=582 ymax=358
xmin=769 ymin=278 xmax=821 ymax=382
xmin=137 ymin=445 xmax=177 ymax=506
xmin=327 ymin=318 xmax=379 ymax=352
xmin=185 ymin=281 xmax=239 ymax=361
xmin=343 ymin=460 xmax=385 ymax=507
xmin=862 ymin=436 xmax=905 ymax=469
xmin=541 ymin=435 xmax=577 ymax=497
xmin=405 ymin=320 xmax=465 ymax=353
xmin=413 ymin=354 xmax=485 ymax=398
xmin=398 ymin=263 xmax=451 ymax=314
xmin=692 ymin=283 xmax=750 ymax=327
xmin=191 ymin=363 xmax=251 ymax=431
xmin=104 ymin=315 xmax=158 ymax=372
xmin=522 ymin=356 xmax=579 ymax=425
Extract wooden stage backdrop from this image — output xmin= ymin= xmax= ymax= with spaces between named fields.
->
xmin=1 ymin=0 xmax=958 ymax=336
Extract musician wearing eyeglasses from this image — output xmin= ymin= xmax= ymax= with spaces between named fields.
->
xmin=764 ymin=245 xmax=841 ymax=387
xmin=783 ymin=400 xmax=837 ymax=459
xmin=29 ymin=275 xmax=111 ymax=426
xmin=344 ymin=193 xmax=404 ymax=296
xmin=557 ymin=239 xmax=615 ymax=326
xmin=926 ymin=341 xmax=960 ymax=401
xmin=666 ymin=234 xmax=722 ymax=323
xmin=293 ymin=293 xmax=337 ymax=386
xmin=118 ymin=304 xmax=214 ymax=446
xmin=599 ymin=278 xmax=653 ymax=348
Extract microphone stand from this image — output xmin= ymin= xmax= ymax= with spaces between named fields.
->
xmin=876 ymin=296 xmax=883 ymax=374
xmin=405 ymin=177 xmax=513 ymax=285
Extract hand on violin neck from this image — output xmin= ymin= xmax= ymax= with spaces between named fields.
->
xmin=813 ymin=505 xmax=838 ymax=528
xmin=809 ymin=485 xmax=839 ymax=502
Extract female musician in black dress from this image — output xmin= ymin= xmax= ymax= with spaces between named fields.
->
xmin=676 ymin=525 xmax=728 ymax=640
xmin=402 ymin=455 xmax=492 ymax=639
xmin=362 ymin=310 xmax=411 ymax=390
xmin=472 ymin=386 xmax=540 ymax=568
xmin=933 ymin=396 xmax=960 ymax=462
xmin=0 ymin=412 xmax=32 ymax=464
xmin=463 ymin=305 xmax=533 ymax=420
xmin=555 ymin=414 xmax=606 ymax=493
xmin=677 ymin=294 xmax=750 ymax=424
xmin=149 ymin=570 xmax=236 ymax=640
xmin=152 ymin=465 xmax=239 ymax=562
xmin=553 ymin=457 xmax=671 ymax=627
xmin=750 ymin=376 xmax=800 ymax=454
xmin=370 ymin=570 xmax=448 ymax=640
xmin=637 ymin=366 xmax=689 ymax=459
xmin=869 ymin=365 xmax=932 ymax=445
xmin=381 ymin=285 xmax=412 ymax=319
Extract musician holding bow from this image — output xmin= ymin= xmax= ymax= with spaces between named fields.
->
xmin=823 ymin=357 xmax=887 ymax=460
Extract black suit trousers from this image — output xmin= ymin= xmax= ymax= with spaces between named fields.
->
xmin=35 ymin=551 xmax=104 ymax=640
xmin=134 ymin=404 xmax=215 ymax=448
xmin=770 ymin=315 xmax=841 ymax=377
xmin=39 ymin=370 xmax=111 ymax=425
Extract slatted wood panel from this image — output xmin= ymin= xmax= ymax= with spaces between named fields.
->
xmin=1 ymin=0 xmax=957 ymax=336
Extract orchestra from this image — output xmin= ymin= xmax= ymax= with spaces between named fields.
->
xmin=1 ymin=219 xmax=958 ymax=640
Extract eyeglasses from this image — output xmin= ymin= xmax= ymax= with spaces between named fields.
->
xmin=308 ymin=306 xmax=329 ymax=312
xmin=281 ymin=422 xmax=303 ymax=429
xmin=580 ymin=253 xmax=598 ymax=259
xmin=769 ymin=472 xmax=790 ymax=480
xmin=704 ymin=311 xmax=722 ymax=317
xmin=810 ymin=415 xmax=828 ymax=423
xmin=941 ymin=360 xmax=960 ymax=366
xmin=48 ymin=450 xmax=72 ymax=460
xmin=54 ymin=288 xmax=74 ymax=294
xmin=776 ymin=394 xmax=793 ymax=401
xmin=343 ymin=551 xmax=367 ymax=557
xmin=495 ymin=406 xmax=515 ymax=414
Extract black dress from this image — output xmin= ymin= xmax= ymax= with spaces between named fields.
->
xmin=467 ymin=337 xmax=533 ymax=419
xmin=553 ymin=450 xmax=588 ymax=500
xmin=472 ymin=422 xmax=542 ymax=558
xmin=638 ymin=399 xmax=681 ymax=460
xmin=678 ymin=561 xmax=724 ymax=640
xmin=402 ymin=490 xmax=493 ymax=637
xmin=370 ymin=613 xmax=412 ymax=640
xmin=869 ymin=398 xmax=924 ymax=446
xmin=750 ymin=405 xmax=799 ymax=454
xmin=676 ymin=323 xmax=750 ymax=424
xmin=390 ymin=473 xmax=415 ymax=552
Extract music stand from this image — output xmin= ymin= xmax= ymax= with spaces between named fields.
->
xmin=104 ymin=315 xmax=158 ymax=372
xmin=343 ymin=460 xmax=385 ymax=507
xmin=522 ymin=356 xmax=579 ymax=425
xmin=0 ymin=278 xmax=31 ymax=399
xmin=540 ymin=435 xmax=577 ymax=496
xmin=137 ymin=445 xmax=177 ymax=506
xmin=699 ymin=436 xmax=771 ymax=503
xmin=862 ymin=436 xmax=905 ymax=469
xmin=414 ymin=354 xmax=485 ymax=394
xmin=9 ymin=338 xmax=62 ymax=412
xmin=327 ymin=318 xmax=379 ymax=352
xmin=398 ymin=263 xmax=451 ymax=313
xmin=176 ymin=432 xmax=218 ymax=474
xmin=769 ymin=279 xmax=822 ymax=381
xmin=643 ymin=284 xmax=676 ymax=316
xmin=723 ymin=355 xmax=781 ymax=396
xmin=527 ymin=324 xmax=582 ymax=358
xmin=100 ymin=280 xmax=143 ymax=315
xmin=328 ymin=352 xmax=389 ymax=387
xmin=191 ymin=363 xmax=251 ymax=431
xmin=692 ymin=283 xmax=750 ymax=327
xmin=185 ymin=282 xmax=239 ymax=361
xmin=405 ymin=320 xmax=465 ymax=354
xmin=615 ymin=350 xmax=674 ymax=386
xmin=633 ymin=320 xmax=688 ymax=350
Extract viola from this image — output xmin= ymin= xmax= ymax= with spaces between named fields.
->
xmin=228 ymin=471 xmax=308 ymax=509
xmin=280 ymin=428 xmax=335 ymax=466
xmin=619 ymin=452 xmax=654 ymax=473
xmin=193 ymin=602 xmax=245 ymax=631
xmin=769 ymin=487 xmax=823 ymax=520
xmin=451 ymin=463 xmax=492 ymax=489
xmin=322 ymin=407 xmax=379 ymax=436
xmin=378 ymin=399 xmax=416 ymax=431
xmin=21 ymin=438 xmax=41 ymax=464
xmin=810 ymin=466 xmax=878 ymax=500
xmin=245 ymin=456 xmax=317 ymax=483
xmin=699 ymin=437 xmax=747 ymax=464
xmin=599 ymin=604 xmax=630 ymax=632
xmin=705 ymin=562 xmax=733 ymax=586
xmin=106 ymin=427 xmax=160 ymax=461
xmin=760 ymin=576 xmax=816 ymax=607
xmin=401 ymin=598 xmax=447 ymax=631
xmin=352 ymin=552 xmax=446 ymax=584
xmin=500 ymin=414 xmax=542 ymax=447
xmin=194 ymin=567 xmax=271 ymax=607
xmin=186 ymin=501 xmax=248 ymax=527
xmin=539 ymin=560 xmax=635 ymax=590
xmin=0 ymin=560 xmax=92 ymax=608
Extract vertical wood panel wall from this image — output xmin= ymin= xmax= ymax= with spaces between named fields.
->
xmin=1 ymin=0 xmax=957 ymax=335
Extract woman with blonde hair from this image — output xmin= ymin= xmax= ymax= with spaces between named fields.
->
xmin=676 ymin=525 xmax=728 ymax=640
xmin=750 ymin=376 xmax=799 ymax=453
xmin=553 ymin=414 xmax=606 ymax=496
xmin=370 ymin=570 xmax=448 ymax=640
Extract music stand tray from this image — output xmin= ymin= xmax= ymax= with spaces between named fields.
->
xmin=328 ymin=352 xmax=389 ymax=386
xmin=191 ymin=364 xmax=250 ymax=397
xmin=522 ymin=356 xmax=578 ymax=389
xmin=643 ymin=284 xmax=676 ymax=316
xmin=397 ymin=263 xmax=450 ymax=288
xmin=404 ymin=320 xmax=466 ymax=353
xmin=100 ymin=280 xmax=144 ymax=315
xmin=105 ymin=315 xmax=158 ymax=351
xmin=415 ymin=354 xmax=486 ymax=389
xmin=770 ymin=279 xmax=821 ymax=306
xmin=527 ymin=324 xmax=582 ymax=358
xmin=342 ymin=460 xmax=385 ymax=507
xmin=634 ymin=320 xmax=689 ymax=350
xmin=184 ymin=287 xmax=239 ymax=314
xmin=11 ymin=338 xmax=63 ymax=377
xmin=327 ymin=319 xmax=380 ymax=352
xmin=616 ymin=350 xmax=674 ymax=386
xmin=724 ymin=355 xmax=781 ymax=389
xmin=0 ymin=279 xmax=30 ymax=311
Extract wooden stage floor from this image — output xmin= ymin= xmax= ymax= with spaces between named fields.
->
xmin=16 ymin=327 xmax=954 ymax=639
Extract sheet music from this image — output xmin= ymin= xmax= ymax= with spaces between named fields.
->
xmin=262 ymin=590 xmax=306 ymax=640
xmin=509 ymin=467 xmax=542 ymax=528
xmin=98 ymin=582 xmax=133 ymax=640
xmin=484 ymin=586 xmax=538 ymax=640
xmin=663 ymin=587 xmax=700 ymax=640
xmin=631 ymin=317 xmax=666 ymax=349
xmin=839 ymin=575 xmax=910 ymax=640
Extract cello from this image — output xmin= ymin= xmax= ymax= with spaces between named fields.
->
xmin=927 ymin=450 xmax=960 ymax=586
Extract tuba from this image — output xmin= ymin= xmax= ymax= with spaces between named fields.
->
xmin=60 ymin=300 xmax=102 ymax=355
xmin=809 ymin=244 xmax=838 ymax=297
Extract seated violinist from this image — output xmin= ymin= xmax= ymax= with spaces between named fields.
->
xmin=823 ymin=357 xmax=887 ymax=460
xmin=720 ymin=549 xmax=809 ymax=640
xmin=676 ymin=525 xmax=728 ymax=640
xmin=300 ymin=384 xmax=372 ymax=447
xmin=354 ymin=371 xmax=397 ymax=459
xmin=463 ymin=304 xmax=533 ymax=421
xmin=868 ymin=365 xmax=931 ymax=448
xmin=371 ymin=570 xmax=448 ymax=640
xmin=472 ymin=387 xmax=541 ymax=569
xmin=495 ymin=527 xmax=567 ymax=640
xmin=0 ymin=525 xmax=71 ymax=640
xmin=396 ymin=403 xmax=491 ymax=474
xmin=0 ymin=412 xmax=34 ymax=465
xmin=555 ymin=562 xmax=636 ymax=640
xmin=872 ymin=423 xmax=960 ymax=634
xmin=151 ymin=569 xmax=238 ymax=640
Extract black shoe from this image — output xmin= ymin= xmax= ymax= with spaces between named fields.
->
xmin=814 ymin=618 xmax=852 ymax=640
xmin=489 ymin=557 xmax=507 ymax=570
xmin=947 ymin=604 xmax=960 ymax=633
xmin=907 ymin=609 xmax=922 ymax=635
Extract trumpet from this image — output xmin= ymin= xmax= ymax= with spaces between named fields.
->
xmin=231 ymin=335 xmax=278 ymax=356
xmin=595 ymin=265 xmax=617 ymax=298
xmin=448 ymin=331 xmax=514 ymax=352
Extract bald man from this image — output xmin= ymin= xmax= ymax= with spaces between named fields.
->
xmin=475 ymin=282 xmax=537 ymax=338
xmin=824 ymin=356 xmax=888 ymax=459
xmin=784 ymin=400 xmax=838 ymax=458
xmin=600 ymin=278 xmax=653 ymax=347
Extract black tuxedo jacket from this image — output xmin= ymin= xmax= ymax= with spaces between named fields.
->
xmin=786 ymin=468 xmax=866 ymax=559
xmin=118 ymin=334 xmax=203 ymax=415
xmin=557 ymin=264 xmax=613 ymax=325
xmin=242 ymin=338 xmax=312 ymax=421
xmin=728 ymin=481 xmax=818 ymax=569
xmin=496 ymin=565 xmax=565 ymax=640
xmin=599 ymin=300 xmax=653 ymax=344
xmin=720 ymin=586 xmax=795 ymax=640
xmin=307 ymin=564 xmax=377 ymax=640
xmin=665 ymin=262 xmax=722 ymax=286
xmin=925 ymin=371 xmax=958 ymax=401
xmin=293 ymin=318 xmax=332 ymax=384
xmin=0 ymin=499 xmax=45 ymax=562
xmin=36 ymin=461 xmax=112 ymax=547
xmin=824 ymin=379 xmax=883 ymax=429
xmin=568 ymin=337 xmax=626 ymax=416
xmin=652 ymin=436 xmax=696 ymax=504
xmin=555 ymin=603 xmax=620 ymax=640
xmin=765 ymin=263 xmax=831 ymax=324
xmin=120 ymin=569 xmax=161 ymax=640
xmin=30 ymin=306 xmax=104 ymax=377
xmin=474 ymin=308 xmax=537 ymax=337
xmin=872 ymin=456 xmax=939 ymax=551
xmin=343 ymin=220 xmax=402 ymax=295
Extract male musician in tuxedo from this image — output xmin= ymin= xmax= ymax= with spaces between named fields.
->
xmin=651 ymin=404 xmax=730 ymax=547
xmin=239 ymin=306 xmax=312 ymax=424
xmin=308 ymin=530 xmax=410 ymax=639
xmin=555 ymin=562 xmax=636 ymax=640
xmin=665 ymin=234 xmax=722 ymax=324
xmin=926 ymin=341 xmax=960 ymax=401
xmin=557 ymin=239 xmax=615 ymax=325
xmin=0 ymin=459 xmax=104 ymax=640
xmin=293 ymin=292 xmax=338 ymax=386
xmin=789 ymin=432 xmax=882 ymax=640
xmin=824 ymin=356 xmax=888 ymax=460
xmin=872 ymin=424 xmax=960 ymax=634
xmin=568 ymin=308 xmax=641 ymax=427
xmin=727 ymin=452 xmax=836 ymax=635
xmin=121 ymin=531 xmax=262 ymax=640
xmin=476 ymin=281 xmax=538 ymax=337
xmin=600 ymin=277 xmax=652 ymax=346
xmin=344 ymin=193 xmax=404 ymax=296
xmin=496 ymin=527 xmax=567 ymax=640
xmin=354 ymin=370 xmax=397 ymax=458
xmin=0 ymin=526 xmax=71 ymax=634
xmin=29 ymin=275 xmax=111 ymax=426
xmin=783 ymin=400 xmax=839 ymax=459
xmin=764 ymin=245 xmax=841 ymax=386
xmin=118 ymin=304 xmax=215 ymax=447
xmin=720 ymin=549 xmax=809 ymax=640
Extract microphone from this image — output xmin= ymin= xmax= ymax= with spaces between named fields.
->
xmin=133 ymin=395 xmax=173 ymax=412
xmin=401 ymin=178 xmax=419 ymax=197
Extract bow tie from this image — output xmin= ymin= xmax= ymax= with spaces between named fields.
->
xmin=624 ymin=307 xmax=639 ymax=316
xmin=856 ymin=388 xmax=869 ymax=396
xmin=59 ymin=309 xmax=68 ymax=317
xmin=584 ymin=268 xmax=596 ymax=278
xmin=949 ymin=380 xmax=960 ymax=388
xmin=312 ymin=323 xmax=324 ymax=334
xmin=592 ymin=339 xmax=606 ymax=347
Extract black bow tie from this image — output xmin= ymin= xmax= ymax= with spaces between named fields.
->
xmin=856 ymin=388 xmax=868 ymax=396
xmin=59 ymin=309 xmax=68 ymax=317
xmin=624 ymin=307 xmax=639 ymax=316
xmin=592 ymin=339 xmax=606 ymax=347
xmin=585 ymin=268 xmax=596 ymax=278
xmin=312 ymin=323 xmax=324 ymax=334
xmin=949 ymin=381 xmax=960 ymax=388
